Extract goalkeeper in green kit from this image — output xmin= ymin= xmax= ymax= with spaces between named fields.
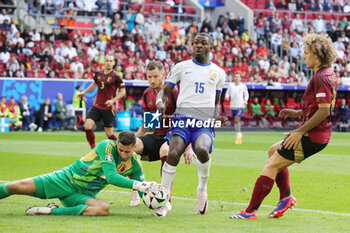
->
xmin=0 ymin=131 xmax=154 ymax=216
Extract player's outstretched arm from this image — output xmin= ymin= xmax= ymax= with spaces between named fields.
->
xmin=156 ymin=84 xmax=174 ymax=115
xmin=78 ymin=83 xmax=98 ymax=99
xmin=279 ymin=109 xmax=303 ymax=119
xmin=283 ymin=103 xmax=330 ymax=150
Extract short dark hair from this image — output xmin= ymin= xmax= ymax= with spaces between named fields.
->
xmin=118 ymin=131 xmax=136 ymax=146
xmin=146 ymin=61 xmax=164 ymax=72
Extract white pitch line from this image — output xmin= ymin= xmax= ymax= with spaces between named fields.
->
xmin=1 ymin=181 xmax=350 ymax=217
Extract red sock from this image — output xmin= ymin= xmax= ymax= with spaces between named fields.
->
xmin=160 ymin=156 xmax=172 ymax=203
xmin=85 ymin=129 xmax=95 ymax=149
xmin=246 ymin=175 xmax=274 ymax=213
xmin=275 ymin=168 xmax=291 ymax=199
xmin=108 ymin=134 xmax=117 ymax=141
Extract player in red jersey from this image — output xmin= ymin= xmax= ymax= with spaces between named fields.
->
xmin=78 ymin=55 xmax=126 ymax=149
xmin=129 ymin=61 xmax=194 ymax=207
xmin=230 ymin=33 xmax=338 ymax=220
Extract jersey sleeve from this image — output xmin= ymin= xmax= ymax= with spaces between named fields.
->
xmin=243 ymin=85 xmax=249 ymax=103
xmin=216 ymin=69 xmax=225 ymax=93
xmin=116 ymin=74 xmax=125 ymax=89
xmin=130 ymin=154 xmax=145 ymax=182
xmin=96 ymin=140 xmax=134 ymax=189
xmin=165 ymin=63 xmax=181 ymax=87
xmin=142 ymin=91 xmax=149 ymax=112
xmin=315 ymin=75 xmax=333 ymax=104
xmin=225 ymin=84 xmax=231 ymax=98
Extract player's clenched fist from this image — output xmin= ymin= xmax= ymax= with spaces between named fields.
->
xmin=133 ymin=181 xmax=157 ymax=193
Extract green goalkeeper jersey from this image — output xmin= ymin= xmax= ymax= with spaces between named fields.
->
xmin=63 ymin=140 xmax=145 ymax=196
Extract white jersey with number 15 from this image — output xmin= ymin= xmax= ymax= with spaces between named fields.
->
xmin=165 ymin=59 xmax=226 ymax=120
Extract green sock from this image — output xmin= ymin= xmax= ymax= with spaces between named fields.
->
xmin=49 ymin=205 xmax=89 ymax=216
xmin=0 ymin=183 xmax=11 ymax=199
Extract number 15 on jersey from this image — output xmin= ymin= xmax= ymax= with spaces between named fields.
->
xmin=195 ymin=82 xmax=205 ymax=93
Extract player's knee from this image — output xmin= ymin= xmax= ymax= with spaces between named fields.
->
xmin=84 ymin=123 xmax=92 ymax=130
xmin=159 ymin=146 xmax=168 ymax=157
xmin=194 ymin=146 xmax=209 ymax=162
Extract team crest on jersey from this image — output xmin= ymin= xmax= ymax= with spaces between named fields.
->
xmin=209 ymin=71 xmax=218 ymax=81
xmin=105 ymin=153 xmax=113 ymax=161
xmin=149 ymin=100 xmax=153 ymax=105
xmin=107 ymin=77 xmax=111 ymax=82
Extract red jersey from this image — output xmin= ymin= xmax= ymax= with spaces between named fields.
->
xmin=299 ymin=67 xmax=337 ymax=144
xmin=93 ymin=70 xmax=125 ymax=111
xmin=143 ymin=87 xmax=178 ymax=135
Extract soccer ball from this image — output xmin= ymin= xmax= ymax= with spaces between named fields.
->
xmin=142 ymin=184 xmax=169 ymax=209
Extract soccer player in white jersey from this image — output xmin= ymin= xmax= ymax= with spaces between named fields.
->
xmin=225 ymin=72 xmax=249 ymax=144
xmin=155 ymin=33 xmax=226 ymax=217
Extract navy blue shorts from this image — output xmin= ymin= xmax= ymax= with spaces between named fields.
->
xmin=231 ymin=109 xmax=244 ymax=118
xmin=164 ymin=115 xmax=215 ymax=154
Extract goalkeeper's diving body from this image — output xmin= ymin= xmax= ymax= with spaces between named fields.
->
xmin=0 ymin=131 xmax=154 ymax=216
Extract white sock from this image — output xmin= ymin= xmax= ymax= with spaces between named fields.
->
xmin=195 ymin=158 xmax=211 ymax=193
xmin=235 ymin=122 xmax=242 ymax=137
xmin=161 ymin=162 xmax=177 ymax=199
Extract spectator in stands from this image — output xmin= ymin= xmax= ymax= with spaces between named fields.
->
xmin=54 ymin=50 xmax=65 ymax=65
xmin=155 ymin=46 xmax=167 ymax=61
xmin=94 ymin=12 xmax=108 ymax=29
xmin=323 ymin=0 xmax=334 ymax=11
xmin=296 ymin=0 xmax=304 ymax=11
xmin=11 ymin=32 xmax=24 ymax=46
xmin=276 ymin=0 xmax=288 ymax=9
xmin=63 ymin=41 xmax=78 ymax=60
xmin=338 ymin=98 xmax=349 ymax=123
xmin=258 ymin=55 xmax=270 ymax=73
xmin=107 ymin=0 xmax=120 ymax=18
xmin=288 ymin=0 xmax=297 ymax=11
xmin=308 ymin=0 xmax=320 ymax=11
xmin=291 ymin=13 xmax=304 ymax=33
xmin=19 ymin=64 xmax=27 ymax=78
xmin=266 ymin=0 xmax=276 ymax=10
xmin=271 ymin=29 xmax=283 ymax=54
xmin=0 ymin=49 xmax=10 ymax=63
xmin=0 ymin=9 xmax=10 ymax=25
xmin=0 ymin=97 xmax=7 ymax=116
xmin=313 ymin=14 xmax=326 ymax=34
xmin=333 ymin=0 xmax=343 ymax=11
xmin=250 ymin=97 xmax=265 ymax=127
xmin=125 ymin=8 xmax=136 ymax=32
xmin=264 ymin=99 xmax=276 ymax=127
xmin=37 ymin=97 xmax=55 ymax=132
xmin=87 ymin=44 xmax=99 ymax=61
xmin=148 ymin=8 xmax=159 ymax=22
xmin=71 ymin=56 xmax=84 ymax=73
xmin=6 ymin=97 xmax=22 ymax=131
xmin=18 ymin=96 xmax=36 ymax=131
xmin=344 ymin=0 xmax=350 ymax=13
xmin=54 ymin=93 xmax=75 ymax=130
xmin=1 ymin=19 xmax=10 ymax=31
xmin=6 ymin=55 xmax=19 ymax=73
xmin=237 ymin=13 xmax=245 ymax=35
xmin=57 ymin=28 xmax=69 ymax=41
xmin=281 ymin=14 xmax=292 ymax=33
xmin=212 ymin=27 xmax=224 ymax=40
xmin=135 ymin=8 xmax=145 ymax=32
xmin=96 ymin=36 xmax=107 ymax=51
xmin=200 ymin=14 xmax=213 ymax=33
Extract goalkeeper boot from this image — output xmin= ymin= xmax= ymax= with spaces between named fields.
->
xmin=154 ymin=202 xmax=171 ymax=217
xmin=26 ymin=203 xmax=59 ymax=215
xmin=197 ymin=191 xmax=208 ymax=215
xmin=129 ymin=190 xmax=140 ymax=207
xmin=229 ymin=210 xmax=257 ymax=220
xmin=268 ymin=195 xmax=296 ymax=218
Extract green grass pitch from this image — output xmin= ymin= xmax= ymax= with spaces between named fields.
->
xmin=0 ymin=131 xmax=350 ymax=233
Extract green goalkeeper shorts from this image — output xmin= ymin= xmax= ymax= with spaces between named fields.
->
xmin=32 ymin=169 xmax=96 ymax=207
